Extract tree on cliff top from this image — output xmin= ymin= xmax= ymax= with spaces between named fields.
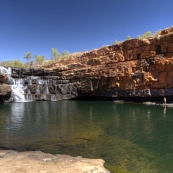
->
xmin=51 ymin=48 xmax=60 ymax=60
xmin=34 ymin=55 xmax=45 ymax=63
xmin=24 ymin=52 xmax=32 ymax=61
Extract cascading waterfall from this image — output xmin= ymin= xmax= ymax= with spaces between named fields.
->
xmin=45 ymin=83 xmax=50 ymax=94
xmin=11 ymin=81 xmax=26 ymax=102
xmin=36 ymin=85 xmax=41 ymax=94
xmin=0 ymin=66 xmax=27 ymax=102
xmin=0 ymin=66 xmax=76 ymax=102
xmin=51 ymin=94 xmax=57 ymax=101
xmin=0 ymin=66 xmax=51 ymax=102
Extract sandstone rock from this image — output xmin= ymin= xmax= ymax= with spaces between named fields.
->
xmin=0 ymin=84 xmax=12 ymax=102
xmin=5 ymin=26 xmax=173 ymax=101
xmin=0 ymin=72 xmax=7 ymax=83
xmin=0 ymin=150 xmax=110 ymax=173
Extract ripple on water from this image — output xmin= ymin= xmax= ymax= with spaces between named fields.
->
xmin=0 ymin=101 xmax=173 ymax=173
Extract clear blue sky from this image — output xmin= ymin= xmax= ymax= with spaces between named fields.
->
xmin=0 ymin=0 xmax=173 ymax=62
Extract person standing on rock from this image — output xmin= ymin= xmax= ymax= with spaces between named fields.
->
xmin=164 ymin=97 xmax=166 ymax=104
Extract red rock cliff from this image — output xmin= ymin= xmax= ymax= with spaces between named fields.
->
xmin=42 ymin=27 xmax=173 ymax=100
xmin=6 ymin=27 xmax=172 ymax=102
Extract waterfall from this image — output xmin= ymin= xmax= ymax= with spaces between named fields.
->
xmin=45 ymin=84 xmax=50 ymax=94
xmin=0 ymin=66 xmax=27 ymax=102
xmin=27 ymin=87 xmax=31 ymax=94
xmin=37 ymin=79 xmax=43 ymax=84
xmin=36 ymin=85 xmax=41 ymax=94
xmin=25 ymin=94 xmax=32 ymax=101
xmin=9 ymin=77 xmax=26 ymax=102
xmin=28 ymin=79 xmax=32 ymax=85
xmin=0 ymin=66 xmax=53 ymax=102
xmin=0 ymin=66 xmax=65 ymax=102
xmin=0 ymin=66 xmax=13 ymax=85
xmin=53 ymin=80 xmax=56 ymax=85
xmin=11 ymin=84 xmax=26 ymax=102
xmin=51 ymin=94 xmax=57 ymax=101
xmin=0 ymin=66 xmax=11 ymax=74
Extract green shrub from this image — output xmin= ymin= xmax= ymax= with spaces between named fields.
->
xmin=138 ymin=31 xmax=152 ymax=39
xmin=126 ymin=36 xmax=132 ymax=40
xmin=0 ymin=60 xmax=26 ymax=68
xmin=34 ymin=55 xmax=45 ymax=63
xmin=113 ymin=40 xmax=123 ymax=45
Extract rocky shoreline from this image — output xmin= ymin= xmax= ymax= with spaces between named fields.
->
xmin=0 ymin=150 xmax=110 ymax=173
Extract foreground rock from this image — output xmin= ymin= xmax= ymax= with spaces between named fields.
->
xmin=0 ymin=150 xmax=109 ymax=173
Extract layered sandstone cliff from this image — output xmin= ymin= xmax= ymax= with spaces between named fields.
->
xmin=41 ymin=27 xmax=173 ymax=101
xmin=2 ymin=27 xmax=173 ymax=102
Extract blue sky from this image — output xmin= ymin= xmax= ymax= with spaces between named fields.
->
xmin=0 ymin=0 xmax=173 ymax=62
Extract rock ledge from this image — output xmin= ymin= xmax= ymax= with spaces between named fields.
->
xmin=0 ymin=150 xmax=109 ymax=173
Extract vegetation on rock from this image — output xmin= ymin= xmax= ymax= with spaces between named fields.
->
xmin=1 ymin=26 xmax=172 ymax=68
xmin=24 ymin=52 xmax=32 ymax=61
xmin=0 ymin=60 xmax=27 ymax=68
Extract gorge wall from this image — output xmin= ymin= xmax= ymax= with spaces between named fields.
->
xmin=1 ymin=27 xmax=173 ymax=102
xmin=0 ymin=72 xmax=11 ymax=102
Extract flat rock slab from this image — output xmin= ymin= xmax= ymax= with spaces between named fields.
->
xmin=0 ymin=150 xmax=110 ymax=173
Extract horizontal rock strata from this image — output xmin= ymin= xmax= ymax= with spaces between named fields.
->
xmin=0 ymin=150 xmax=109 ymax=173
xmin=43 ymin=27 xmax=173 ymax=101
xmin=2 ymin=27 xmax=173 ymax=102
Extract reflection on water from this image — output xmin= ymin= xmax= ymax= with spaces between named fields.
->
xmin=0 ymin=101 xmax=173 ymax=173
xmin=163 ymin=106 xmax=166 ymax=118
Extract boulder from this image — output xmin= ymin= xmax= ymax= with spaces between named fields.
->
xmin=0 ymin=72 xmax=7 ymax=83
xmin=0 ymin=150 xmax=110 ymax=173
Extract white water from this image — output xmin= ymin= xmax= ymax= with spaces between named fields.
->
xmin=11 ymin=84 xmax=26 ymax=102
xmin=45 ymin=84 xmax=50 ymax=94
xmin=0 ymin=67 xmax=30 ymax=102
xmin=0 ymin=67 xmax=27 ymax=102
xmin=36 ymin=85 xmax=41 ymax=94
xmin=0 ymin=66 xmax=56 ymax=102
xmin=51 ymin=94 xmax=57 ymax=101
xmin=0 ymin=66 xmax=11 ymax=74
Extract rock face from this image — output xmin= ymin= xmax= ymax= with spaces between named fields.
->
xmin=9 ymin=68 xmax=78 ymax=101
xmin=0 ymin=72 xmax=7 ymax=83
xmin=0 ymin=73 xmax=11 ymax=102
xmin=0 ymin=150 xmax=109 ymax=173
xmin=4 ymin=27 xmax=173 ymax=102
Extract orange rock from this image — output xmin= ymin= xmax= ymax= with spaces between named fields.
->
xmin=41 ymin=27 xmax=173 ymax=98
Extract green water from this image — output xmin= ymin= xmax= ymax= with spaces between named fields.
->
xmin=0 ymin=101 xmax=173 ymax=173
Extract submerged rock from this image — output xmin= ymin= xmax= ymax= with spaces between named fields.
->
xmin=0 ymin=150 xmax=110 ymax=173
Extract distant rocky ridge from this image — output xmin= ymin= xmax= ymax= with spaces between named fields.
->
xmin=1 ymin=27 xmax=173 ymax=102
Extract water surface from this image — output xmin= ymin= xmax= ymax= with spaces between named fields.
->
xmin=0 ymin=101 xmax=173 ymax=173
